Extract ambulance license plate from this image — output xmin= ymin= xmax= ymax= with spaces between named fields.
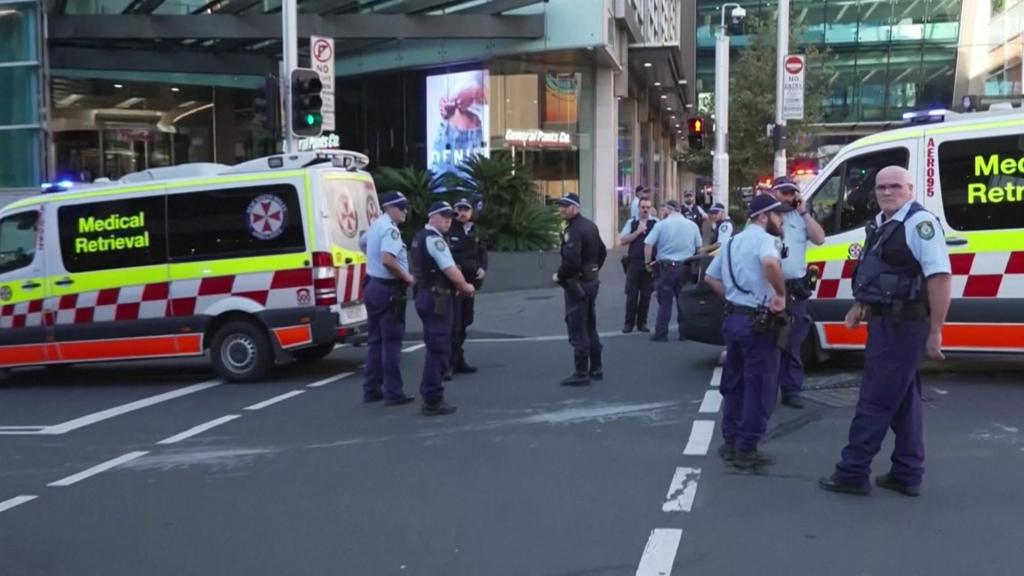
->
xmin=340 ymin=304 xmax=367 ymax=325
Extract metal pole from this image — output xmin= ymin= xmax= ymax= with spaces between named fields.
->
xmin=773 ymin=0 xmax=790 ymax=178
xmin=282 ymin=0 xmax=298 ymax=153
xmin=713 ymin=9 xmax=732 ymax=211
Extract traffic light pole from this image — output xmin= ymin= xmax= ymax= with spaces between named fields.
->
xmin=282 ymin=0 xmax=298 ymax=153
xmin=773 ymin=0 xmax=789 ymax=178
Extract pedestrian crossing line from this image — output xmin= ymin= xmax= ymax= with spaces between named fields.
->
xmin=698 ymin=390 xmax=723 ymax=414
xmin=683 ymin=420 xmax=715 ymax=456
xmin=402 ymin=343 xmax=425 ymax=353
xmin=662 ymin=467 xmax=702 ymax=512
xmin=157 ymin=415 xmax=241 ymax=445
xmin=0 ymin=495 xmax=38 ymax=514
xmin=709 ymin=366 xmax=722 ymax=388
xmin=244 ymin=390 xmax=306 ymax=411
xmin=48 ymin=451 xmax=149 ymax=487
xmin=307 ymin=371 xmax=354 ymax=388
xmin=636 ymin=528 xmax=683 ymax=576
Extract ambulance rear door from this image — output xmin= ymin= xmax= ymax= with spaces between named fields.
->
xmin=317 ymin=170 xmax=377 ymax=328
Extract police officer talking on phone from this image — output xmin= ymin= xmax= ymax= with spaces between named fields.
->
xmin=553 ymin=193 xmax=607 ymax=386
xmin=771 ymin=176 xmax=826 ymax=409
xmin=619 ymin=196 xmax=658 ymax=333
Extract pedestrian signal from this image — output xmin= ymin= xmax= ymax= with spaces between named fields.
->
xmin=687 ymin=117 xmax=705 ymax=150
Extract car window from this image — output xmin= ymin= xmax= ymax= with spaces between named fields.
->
xmin=808 ymin=148 xmax=909 ymax=236
xmin=939 ymin=134 xmax=1024 ymax=232
xmin=58 ymin=196 xmax=168 ymax=273
xmin=0 ymin=211 xmax=39 ymax=275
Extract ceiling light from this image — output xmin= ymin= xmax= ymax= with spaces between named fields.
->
xmin=644 ymin=62 xmax=652 ymax=68
xmin=686 ymin=103 xmax=694 ymax=108
xmin=171 ymin=87 xmax=180 ymax=92
xmin=666 ymin=107 xmax=672 ymax=111
xmin=654 ymin=81 xmax=661 ymax=87
xmin=661 ymin=95 xmax=667 ymax=99
xmin=113 ymin=84 xmax=124 ymax=89
xmin=679 ymin=79 xmax=688 ymax=85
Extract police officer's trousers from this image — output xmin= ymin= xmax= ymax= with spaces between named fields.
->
xmin=564 ymin=280 xmax=602 ymax=374
xmin=450 ymin=292 xmax=475 ymax=369
xmin=364 ymin=279 xmax=407 ymax=401
xmin=834 ymin=317 xmax=928 ymax=488
xmin=624 ymin=259 xmax=654 ymax=329
xmin=654 ymin=263 xmax=686 ymax=339
xmin=779 ymin=297 xmax=812 ymax=397
xmin=415 ymin=288 xmax=452 ymax=405
xmin=720 ymin=313 xmax=781 ymax=453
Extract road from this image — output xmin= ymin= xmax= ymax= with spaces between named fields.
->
xmin=1 ymin=270 xmax=1023 ymax=575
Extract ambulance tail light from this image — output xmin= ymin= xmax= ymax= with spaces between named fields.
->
xmin=312 ymin=251 xmax=338 ymax=307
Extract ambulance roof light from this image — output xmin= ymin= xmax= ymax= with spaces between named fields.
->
xmin=902 ymin=108 xmax=959 ymax=124
xmin=225 ymin=150 xmax=370 ymax=175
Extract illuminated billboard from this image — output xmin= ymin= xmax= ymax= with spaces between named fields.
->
xmin=426 ymin=69 xmax=490 ymax=175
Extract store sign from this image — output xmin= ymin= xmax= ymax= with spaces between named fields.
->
xmin=782 ymin=54 xmax=805 ymax=121
xmin=504 ymin=129 xmax=573 ymax=148
xmin=310 ymin=35 xmax=336 ymax=131
xmin=298 ymin=133 xmax=341 ymax=151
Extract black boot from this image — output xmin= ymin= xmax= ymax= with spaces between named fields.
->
xmin=589 ymin=350 xmax=603 ymax=381
xmin=560 ymin=352 xmax=591 ymax=386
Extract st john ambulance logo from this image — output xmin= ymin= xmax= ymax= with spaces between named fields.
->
xmin=247 ymin=194 xmax=287 ymax=240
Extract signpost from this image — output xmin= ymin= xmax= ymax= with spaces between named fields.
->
xmin=782 ymin=54 xmax=805 ymax=121
xmin=310 ymin=35 xmax=335 ymax=132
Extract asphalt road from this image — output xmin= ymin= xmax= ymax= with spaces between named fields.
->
xmin=1 ymin=265 xmax=1023 ymax=575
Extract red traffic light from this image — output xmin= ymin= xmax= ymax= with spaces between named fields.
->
xmin=688 ymin=117 xmax=704 ymax=134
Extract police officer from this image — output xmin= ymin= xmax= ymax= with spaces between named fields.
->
xmin=630 ymin=186 xmax=648 ymax=220
xmin=619 ymin=196 xmax=659 ymax=333
xmin=446 ymin=197 xmax=488 ymax=377
xmin=644 ymin=200 xmax=702 ymax=342
xmin=770 ymin=176 xmax=826 ymax=409
xmin=820 ymin=166 xmax=951 ymax=496
xmin=704 ymin=194 xmax=788 ymax=469
xmin=680 ymin=190 xmax=707 ymax=231
xmin=699 ymin=202 xmax=733 ymax=255
xmin=362 ymin=191 xmax=415 ymax=406
xmin=553 ymin=193 xmax=607 ymax=386
xmin=410 ymin=201 xmax=477 ymax=416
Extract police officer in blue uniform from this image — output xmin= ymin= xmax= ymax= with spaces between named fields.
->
xmin=410 ymin=201 xmax=477 ymax=416
xmin=630 ymin=186 xmax=648 ymax=220
xmin=705 ymin=194 xmax=789 ymax=469
xmin=681 ymin=191 xmax=707 ymax=231
xmin=362 ymin=192 xmax=416 ymax=406
xmin=820 ymin=166 xmax=951 ymax=496
xmin=700 ymin=202 xmax=733 ymax=254
xmin=619 ymin=196 xmax=659 ymax=333
xmin=446 ymin=198 xmax=488 ymax=378
xmin=771 ymin=176 xmax=826 ymax=409
xmin=645 ymin=200 xmax=703 ymax=342
xmin=554 ymin=193 xmax=607 ymax=386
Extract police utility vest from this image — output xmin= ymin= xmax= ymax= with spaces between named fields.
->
xmin=449 ymin=222 xmax=481 ymax=274
xmin=627 ymin=218 xmax=655 ymax=260
xmin=682 ymin=205 xmax=704 ymax=229
xmin=712 ymin=219 xmax=731 ymax=245
xmin=852 ymin=202 xmax=927 ymax=306
xmin=411 ymin=228 xmax=452 ymax=290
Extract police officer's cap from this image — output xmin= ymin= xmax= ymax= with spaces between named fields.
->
xmin=665 ymin=199 xmax=681 ymax=212
xmin=771 ymin=176 xmax=800 ymax=195
xmin=380 ymin=191 xmax=408 ymax=209
xmin=427 ymin=200 xmax=455 ymax=218
xmin=635 ymin=185 xmax=647 ymax=194
xmin=454 ymin=198 xmax=473 ymax=210
xmin=747 ymin=194 xmax=786 ymax=218
xmin=555 ymin=193 xmax=581 ymax=207
xmin=709 ymin=202 xmax=727 ymax=214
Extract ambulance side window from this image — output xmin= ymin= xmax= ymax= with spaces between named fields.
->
xmin=809 ymin=148 xmax=909 ymax=236
xmin=57 ymin=197 xmax=169 ymax=273
xmin=0 ymin=211 xmax=39 ymax=275
xmin=939 ymin=135 xmax=1024 ymax=231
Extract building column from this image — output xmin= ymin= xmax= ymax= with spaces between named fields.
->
xmin=213 ymin=87 xmax=236 ymax=164
xmin=591 ymin=65 xmax=618 ymax=246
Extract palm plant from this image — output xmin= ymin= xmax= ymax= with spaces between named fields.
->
xmin=373 ymin=166 xmax=453 ymax=243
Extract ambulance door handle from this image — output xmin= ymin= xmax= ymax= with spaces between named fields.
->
xmin=55 ymin=277 xmax=75 ymax=286
xmin=946 ymin=237 xmax=968 ymax=247
xmin=21 ymin=281 xmax=41 ymax=290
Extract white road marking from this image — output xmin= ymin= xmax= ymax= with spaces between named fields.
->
xmin=0 ymin=426 xmax=48 ymax=435
xmin=333 ymin=343 xmax=350 ymax=350
xmin=307 ymin=372 xmax=354 ymax=388
xmin=709 ymin=366 xmax=722 ymax=388
xmin=698 ymin=390 xmax=723 ymax=414
xmin=157 ymin=415 xmax=241 ymax=445
xmin=683 ymin=420 xmax=715 ymax=456
xmin=636 ymin=528 xmax=682 ymax=576
xmin=402 ymin=343 xmax=425 ymax=353
xmin=662 ymin=467 xmax=701 ymax=512
xmin=244 ymin=390 xmax=306 ymax=411
xmin=41 ymin=380 xmax=221 ymax=435
xmin=48 ymin=451 xmax=149 ymax=487
xmin=0 ymin=495 xmax=38 ymax=513
xmin=932 ymin=388 xmax=949 ymax=395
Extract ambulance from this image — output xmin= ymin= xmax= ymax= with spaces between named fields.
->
xmin=0 ymin=150 xmax=379 ymax=382
xmin=801 ymin=105 xmax=1024 ymax=359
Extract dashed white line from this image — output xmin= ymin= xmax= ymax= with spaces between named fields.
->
xmin=698 ymin=390 xmax=723 ymax=414
xmin=48 ymin=451 xmax=149 ymax=487
xmin=0 ymin=495 xmax=38 ymax=514
xmin=157 ymin=415 xmax=241 ymax=445
xmin=683 ymin=420 xmax=715 ymax=456
xmin=636 ymin=528 xmax=682 ymax=576
xmin=307 ymin=371 xmax=354 ymax=388
xmin=709 ymin=366 xmax=722 ymax=388
xmin=402 ymin=343 xmax=425 ymax=353
xmin=244 ymin=390 xmax=306 ymax=411
xmin=662 ymin=467 xmax=701 ymax=513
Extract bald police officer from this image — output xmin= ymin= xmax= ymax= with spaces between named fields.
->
xmin=645 ymin=200 xmax=703 ymax=342
xmin=771 ymin=176 xmax=826 ymax=409
xmin=705 ymin=194 xmax=789 ymax=469
xmin=554 ymin=193 xmax=607 ymax=386
xmin=820 ymin=166 xmax=951 ymax=496
xmin=410 ymin=201 xmax=476 ymax=416
xmin=362 ymin=191 xmax=415 ymax=406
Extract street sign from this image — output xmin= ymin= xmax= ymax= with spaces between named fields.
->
xmin=782 ymin=54 xmax=805 ymax=121
xmin=310 ymin=35 xmax=335 ymax=131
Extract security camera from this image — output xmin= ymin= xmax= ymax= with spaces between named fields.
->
xmin=731 ymin=6 xmax=747 ymax=21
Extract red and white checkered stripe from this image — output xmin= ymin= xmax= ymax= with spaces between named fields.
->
xmin=811 ymin=251 xmax=1024 ymax=300
xmin=336 ymin=262 xmax=366 ymax=304
xmin=0 ymin=268 xmax=314 ymax=330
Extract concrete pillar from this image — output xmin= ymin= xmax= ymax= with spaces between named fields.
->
xmin=592 ymin=66 xmax=618 ymax=247
xmin=213 ymin=88 xmax=236 ymax=164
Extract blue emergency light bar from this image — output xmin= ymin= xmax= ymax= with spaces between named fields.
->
xmin=41 ymin=180 xmax=74 ymax=193
xmin=902 ymin=109 xmax=956 ymax=124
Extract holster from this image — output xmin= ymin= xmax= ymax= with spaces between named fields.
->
xmin=786 ymin=278 xmax=813 ymax=301
xmin=388 ymin=291 xmax=407 ymax=323
xmin=432 ymin=286 xmax=452 ymax=316
xmin=564 ymin=279 xmax=587 ymax=299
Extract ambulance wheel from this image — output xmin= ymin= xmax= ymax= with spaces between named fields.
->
xmin=211 ymin=320 xmax=273 ymax=383
xmin=291 ymin=343 xmax=335 ymax=364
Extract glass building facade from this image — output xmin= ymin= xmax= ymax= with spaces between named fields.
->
xmin=0 ymin=1 xmax=44 ymax=189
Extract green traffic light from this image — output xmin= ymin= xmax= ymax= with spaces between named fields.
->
xmin=305 ymin=113 xmax=316 ymax=126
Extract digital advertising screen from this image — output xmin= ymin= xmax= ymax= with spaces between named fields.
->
xmin=426 ymin=69 xmax=490 ymax=175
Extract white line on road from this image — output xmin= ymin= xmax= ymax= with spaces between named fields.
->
xmin=698 ymin=390 xmax=723 ymax=414
xmin=662 ymin=467 xmax=701 ymax=513
xmin=157 ymin=415 xmax=241 ymax=445
xmin=244 ymin=390 xmax=306 ymax=411
xmin=0 ymin=495 xmax=38 ymax=514
xmin=48 ymin=451 xmax=148 ymax=487
xmin=709 ymin=366 xmax=722 ymax=388
xmin=42 ymin=380 xmax=221 ymax=435
xmin=402 ymin=343 xmax=425 ymax=353
xmin=0 ymin=426 xmax=48 ymax=435
xmin=683 ymin=420 xmax=715 ymax=456
xmin=307 ymin=372 xmax=354 ymax=388
xmin=636 ymin=528 xmax=682 ymax=576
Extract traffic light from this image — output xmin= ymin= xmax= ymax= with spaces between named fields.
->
xmin=290 ymin=68 xmax=323 ymax=138
xmin=254 ymin=74 xmax=281 ymax=139
xmin=687 ymin=117 xmax=705 ymax=150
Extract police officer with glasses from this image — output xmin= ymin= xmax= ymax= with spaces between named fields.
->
xmin=362 ymin=192 xmax=416 ymax=406
xmin=410 ymin=201 xmax=476 ymax=416
xmin=644 ymin=200 xmax=703 ymax=342
xmin=704 ymin=194 xmax=789 ymax=470
xmin=619 ymin=196 xmax=658 ymax=333
xmin=446 ymin=198 xmax=487 ymax=378
xmin=770 ymin=176 xmax=826 ymax=409
xmin=820 ymin=166 xmax=951 ymax=497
